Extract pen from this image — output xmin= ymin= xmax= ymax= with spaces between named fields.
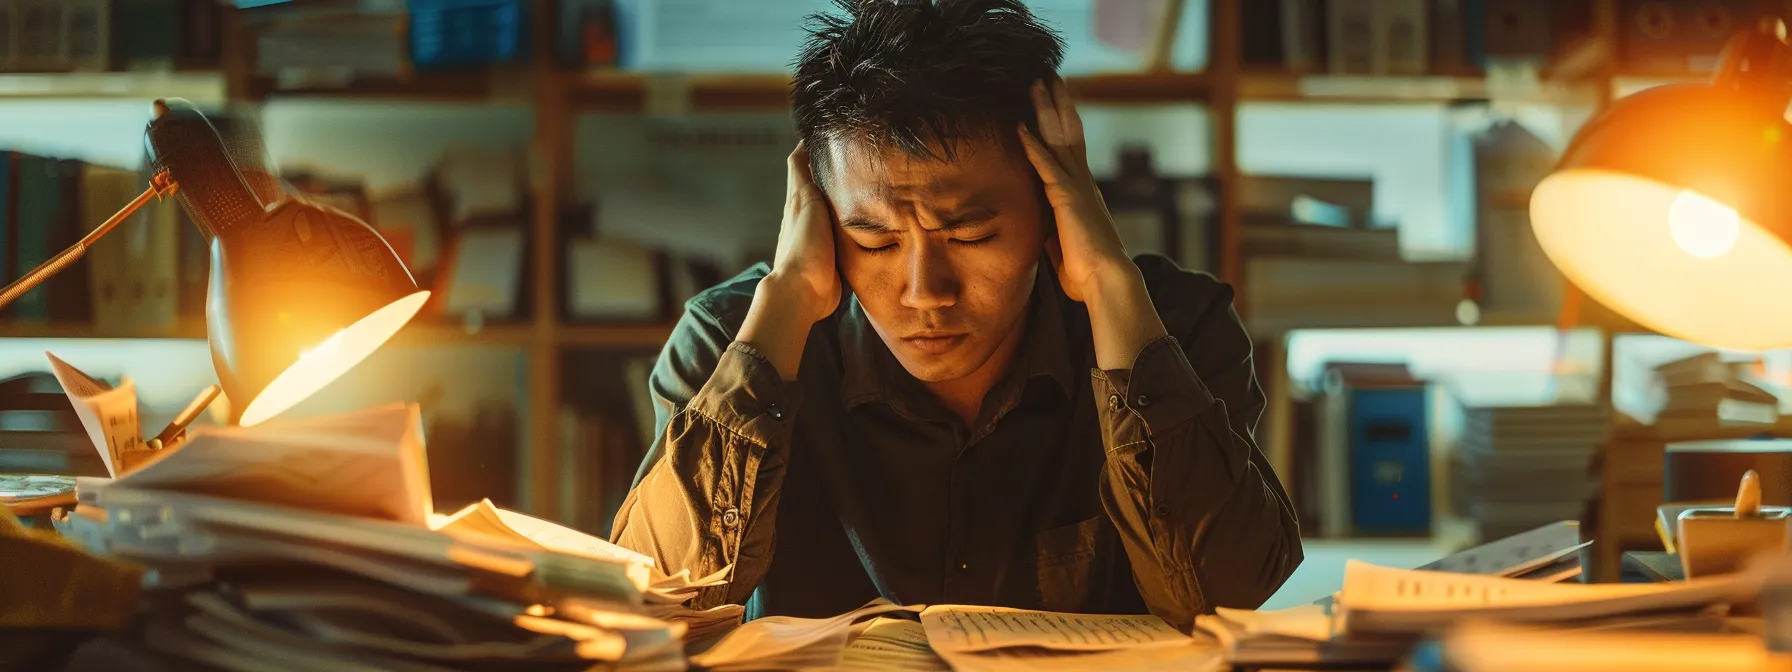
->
xmin=148 ymin=384 xmax=221 ymax=451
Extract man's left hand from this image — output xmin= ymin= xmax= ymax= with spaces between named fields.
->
xmin=1021 ymin=77 xmax=1168 ymax=371
xmin=1019 ymin=77 xmax=1135 ymax=304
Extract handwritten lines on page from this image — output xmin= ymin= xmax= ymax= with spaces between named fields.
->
xmin=920 ymin=605 xmax=1191 ymax=653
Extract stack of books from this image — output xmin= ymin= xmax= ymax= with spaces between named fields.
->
xmin=53 ymin=398 xmax=731 ymax=670
xmin=1650 ymin=352 xmax=1780 ymax=435
xmin=1451 ymin=403 xmax=1611 ymax=542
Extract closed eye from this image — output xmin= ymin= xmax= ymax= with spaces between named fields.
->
xmin=856 ymin=241 xmax=898 ymax=254
xmin=951 ymin=234 xmax=997 ymax=247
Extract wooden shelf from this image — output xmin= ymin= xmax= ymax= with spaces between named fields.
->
xmin=563 ymin=71 xmax=1212 ymax=113
xmin=1239 ymin=72 xmax=1597 ymax=105
xmin=0 ymin=71 xmax=227 ymax=102
xmin=0 ymin=321 xmax=205 ymax=340
xmin=0 ymin=68 xmax=1634 ymax=109
xmin=0 ymin=320 xmax=675 ymax=351
xmin=563 ymin=72 xmax=793 ymax=113
xmin=245 ymin=69 xmax=536 ymax=103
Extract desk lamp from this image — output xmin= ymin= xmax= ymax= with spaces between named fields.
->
xmin=0 ymin=99 xmax=427 ymax=426
xmin=1530 ymin=18 xmax=1792 ymax=352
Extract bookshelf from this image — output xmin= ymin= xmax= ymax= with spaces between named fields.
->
xmin=0 ymin=0 xmax=1649 ymax=523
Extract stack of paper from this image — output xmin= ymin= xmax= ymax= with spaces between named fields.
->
xmin=1451 ymin=403 xmax=1610 ymax=541
xmin=1337 ymin=560 xmax=1759 ymax=634
xmin=44 ymin=350 xmax=726 ymax=671
xmin=1197 ymin=604 xmax=1411 ymax=668
xmin=1196 ymin=559 xmax=1765 ymax=668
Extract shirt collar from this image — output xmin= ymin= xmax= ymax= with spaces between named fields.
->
xmin=838 ymin=263 xmax=1077 ymax=412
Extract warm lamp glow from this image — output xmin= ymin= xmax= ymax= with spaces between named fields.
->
xmin=1531 ymin=169 xmax=1792 ymax=352
xmin=238 ymin=290 xmax=431 ymax=427
xmin=1667 ymin=189 xmax=1742 ymax=258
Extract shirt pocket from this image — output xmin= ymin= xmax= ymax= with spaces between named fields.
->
xmin=1033 ymin=515 xmax=1117 ymax=613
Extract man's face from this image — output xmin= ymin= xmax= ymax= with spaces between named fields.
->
xmin=822 ymin=136 xmax=1047 ymax=383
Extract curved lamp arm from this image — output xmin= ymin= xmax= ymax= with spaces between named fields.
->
xmin=0 ymin=170 xmax=179 ymax=313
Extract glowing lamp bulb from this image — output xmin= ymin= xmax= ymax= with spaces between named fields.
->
xmin=1667 ymin=189 xmax=1741 ymax=259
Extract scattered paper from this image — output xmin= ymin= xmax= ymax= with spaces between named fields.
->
xmin=830 ymin=617 xmax=948 ymax=672
xmin=1339 ymin=560 xmax=1764 ymax=633
xmin=1442 ymin=620 xmax=1769 ymax=672
xmin=47 ymin=352 xmax=145 ymax=478
xmin=644 ymin=565 xmax=733 ymax=605
xmin=114 ymin=402 xmax=434 ymax=526
xmin=640 ymin=602 xmax=744 ymax=644
xmin=920 ymin=605 xmax=1190 ymax=653
xmin=937 ymin=641 xmax=1226 ymax=672
xmin=1345 ymin=560 xmax=1705 ymax=611
xmin=1210 ymin=604 xmax=1337 ymax=642
xmin=1418 ymin=521 xmax=1587 ymax=577
xmin=690 ymin=598 xmax=922 ymax=671
xmin=431 ymin=499 xmax=655 ymax=592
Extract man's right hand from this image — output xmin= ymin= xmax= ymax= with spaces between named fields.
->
xmin=763 ymin=142 xmax=842 ymax=326
xmin=739 ymin=142 xmax=841 ymax=380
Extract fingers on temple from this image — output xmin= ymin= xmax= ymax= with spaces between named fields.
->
xmin=1019 ymin=124 xmax=1069 ymax=188
xmin=1050 ymin=78 xmax=1087 ymax=166
xmin=1031 ymin=80 xmax=1066 ymax=148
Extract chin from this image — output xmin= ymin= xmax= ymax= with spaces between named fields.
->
xmin=890 ymin=348 xmax=973 ymax=383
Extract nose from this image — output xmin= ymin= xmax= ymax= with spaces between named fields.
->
xmin=899 ymin=237 xmax=959 ymax=311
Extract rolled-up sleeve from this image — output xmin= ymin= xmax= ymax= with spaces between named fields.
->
xmin=1092 ymin=291 xmax=1302 ymax=629
xmin=611 ymin=292 xmax=800 ymax=608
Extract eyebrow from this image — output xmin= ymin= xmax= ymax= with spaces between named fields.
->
xmin=840 ymin=203 xmax=999 ymax=235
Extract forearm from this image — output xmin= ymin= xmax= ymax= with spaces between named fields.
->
xmin=1083 ymin=264 xmax=1169 ymax=371
xmin=738 ymin=271 xmax=822 ymax=381
xmin=1100 ymin=433 xmax=1301 ymax=625
xmin=1090 ymin=339 xmax=1302 ymax=627
xmin=610 ymin=343 xmax=799 ymax=607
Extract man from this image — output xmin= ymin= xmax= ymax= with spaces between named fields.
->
xmin=612 ymin=0 xmax=1300 ymax=630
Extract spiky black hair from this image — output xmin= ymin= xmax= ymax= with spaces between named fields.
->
xmin=791 ymin=0 xmax=1066 ymax=182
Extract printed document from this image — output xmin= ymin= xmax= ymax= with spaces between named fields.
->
xmin=47 ymin=352 xmax=145 ymax=478
xmin=919 ymin=605 xmax=1190 ymax=653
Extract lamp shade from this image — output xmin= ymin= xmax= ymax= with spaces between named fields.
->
xmin=1530 ymin=79 xmax=1792 ymax=352
xmin=208 ymin=198 xmax=429 ymax=426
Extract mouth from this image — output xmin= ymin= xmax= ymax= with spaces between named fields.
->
xmin=900 ymin=333 xmax=968 ymax=355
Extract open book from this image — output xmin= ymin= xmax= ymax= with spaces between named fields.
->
xmin=690 ymin=601 xmax=1206 ymax=671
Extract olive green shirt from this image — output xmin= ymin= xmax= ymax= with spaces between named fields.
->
xmin=611 ymin=255 xmax=1301 ymax=629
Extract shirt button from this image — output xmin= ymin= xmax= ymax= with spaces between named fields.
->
xmin=958 ymin=563 xmax=969 ymax=571
xmin=1107 ymin=394 xmax=1121 ymax=411
xmin=1154 ymin=503 xmax=1172 ymax=518
xmin=767 ymin=403 xmax=784 ymax=420
xmin=721 ymin=508 xmax=741 ymax=528
xmin=1135 ymin=394 xmax=1152 ymax=408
